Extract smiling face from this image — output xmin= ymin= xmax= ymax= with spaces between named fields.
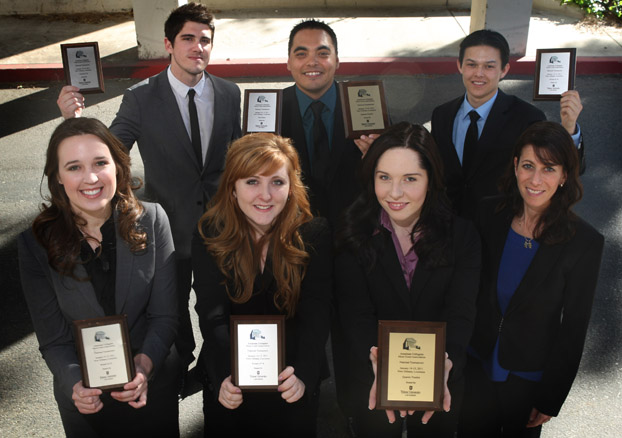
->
xmin=374 ymin=147 xmax=429 ymax=230
xmin=234 ymin=164 xmax=290 ymax=237
xmin=57 ymin=134 xmax=117 ymax=223
xmin=287 ymin=28 xmax=339 ymax=100
xmin=515 ymin=145 xmax=566 ymax=214
xmin=458 ymin=44 xmax=510 ymax=108
xmin=165 ymin=20 xmax=213 ymax=87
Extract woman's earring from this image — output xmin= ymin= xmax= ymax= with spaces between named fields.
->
xmin=560 ymin=183 xmax=564 ymax=188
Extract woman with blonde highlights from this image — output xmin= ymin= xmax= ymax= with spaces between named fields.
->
xmin=192 ymin=133 xmax=332 ymax=437
xmin=19 ymin=117 xmax=180 ymax=437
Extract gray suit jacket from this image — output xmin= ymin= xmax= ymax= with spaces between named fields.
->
xmin=110 ymin=69 xmax=241 ymax=258
xmin=18 ymin=202 xmax=178 ymax=404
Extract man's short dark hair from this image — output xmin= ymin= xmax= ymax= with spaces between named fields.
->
xmin=459 ymin=29 xmax=510 ymax=68
xmin=164 ymin=2 xmax=215 ymax=44
xmin=288 ymin=19 xmax=338 ymax=55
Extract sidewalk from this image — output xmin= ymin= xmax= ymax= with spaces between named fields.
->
xmin=1 ymin=7 xmax=621 ymax=83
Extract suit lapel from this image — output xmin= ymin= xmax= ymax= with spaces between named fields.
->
xmin=326 ymin=91 xmax=347 ymax=184
xmin=439 ymin=97 xmax=464 ymax=179
xmin=203 ymin=73 xmax=220 ymax=173
xmin=113 ymin=213 xmax=134 ymax=314
xmin=507 ymin=242 xmax=564 ymax=313
xmin=375 ymin=231 xmax=412 ymax=312
xmin=469 ymin=90 xmax=511 ymax=178
xmin=283 ymin=87 xmax=313 ymax=179
xmin=408 ymin=263 xmax=433 ymax=314
xmin=45 ymin=259 xmax=105 ymax=318
xmin=157 ymin=70 xmax=203 ymax=172
xmin=487 ymin=209 xmax=513 ymax=312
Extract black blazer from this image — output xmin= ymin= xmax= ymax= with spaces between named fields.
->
xmin=471 ymin=198 xmax=604 ymax=416
xmin=110 ymin=70 xmax=241 ymax=258
xmin=192 ymin=218 xmax=333 ymax=396
xmin=280 ymin=84 xmax=362 ymax=227
xmin=334 ymin=217 xmax=481 ymax=404
xmin=431 ymin=90 xmax=546 ymax=219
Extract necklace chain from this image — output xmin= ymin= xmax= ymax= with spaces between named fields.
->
xmin=517 ymin=215 xmax=533 ymax=249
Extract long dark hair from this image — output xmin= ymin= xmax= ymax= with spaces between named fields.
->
xmin=337 ymin=122 xmax=453 ymax=269
xmin=32 ymin=118 xmax=146 ymax=277
xmin=498 ymin=121 xmax=582 ymax=244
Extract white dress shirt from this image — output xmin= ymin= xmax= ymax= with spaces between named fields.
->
xmin=167 ymin=67 xmax=215 ymax=164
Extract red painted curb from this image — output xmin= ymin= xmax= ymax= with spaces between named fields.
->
xmin=1 ymin=56 xmax=620 ymax=83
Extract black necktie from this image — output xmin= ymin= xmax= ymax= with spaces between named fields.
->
xmin=310 ymin=101 xmax=329 ymax=184
xmin=462 ymin=110 xmax=480 ymax=172
xmin=188 ymin=89 xmax=203 ymax=165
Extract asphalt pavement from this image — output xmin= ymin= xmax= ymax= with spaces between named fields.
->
xmin=1 ymin=5 xmax=621 ymax=438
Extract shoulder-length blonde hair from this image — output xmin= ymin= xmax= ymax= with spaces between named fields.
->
xmin=198 ymin=133 xmax=312 ymax=317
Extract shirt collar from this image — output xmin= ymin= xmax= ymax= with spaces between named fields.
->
xmin=167 ymin=66 xmax=206 ymax=98
xmin=295 ymin=82 xmax=337 ymax=116
xmin=457 ymin=90 xmax=498 ymax=123
xmin=379 ymin=208 xmax=394 ymax=232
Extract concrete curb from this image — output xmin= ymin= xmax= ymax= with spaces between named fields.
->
xmin=1 ymin=56 xmax=621 ymax=83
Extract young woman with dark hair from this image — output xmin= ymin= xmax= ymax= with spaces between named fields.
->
xmin=335 ymin=122 xmax=481 ymax=437
xmin=19 ymin=117 xmax=180 ymax=437
xmin=458 ymin=121 xmax=604 ymax=437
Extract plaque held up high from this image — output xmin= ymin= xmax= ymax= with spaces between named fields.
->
xmin=534 ymin=48 xmax=576 ymax=101
xmin=61 ymin=42 xmax=105 ymax=94
xmin=338 ymin=80 xmax=390 ymax=139
xmin=242 ymin=89 xmax=283 ymax=134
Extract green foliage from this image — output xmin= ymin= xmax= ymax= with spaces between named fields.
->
xmin=561 ymin=0 xmax=622 ymax=20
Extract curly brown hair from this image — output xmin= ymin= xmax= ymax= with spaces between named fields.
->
xmin=198 ymin=133 xmax=312 ymax=317
xmin=32 ymin=118 xmax=146 ymax=277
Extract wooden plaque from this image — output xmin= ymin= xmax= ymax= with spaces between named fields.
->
xmin=534 ymin=48 xmax=576 ymax=101
xmin=376 ymin=320 xmax=446 ymax=411
xmin=242 ymin=89 xmax=283 ymax=134
xmin=338 ymin=80 xmax=390 ymax=139
xmin=230 ymin=315 xmax=285 ymax=391
xmin=73 ymin=315 xmax=135 ymax=391
xmin=61 ymin=42 xmax=105 ymax=94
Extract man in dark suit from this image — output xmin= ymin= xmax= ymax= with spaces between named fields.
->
xmin=431 ymin=30 xmax=584 ymax=218
xmin=281 ymin=19 xmax=369 ymax=227
xmin=57 ymin=3 xmax=241 ymax=375
xmin=280 ymin=20 xmax=374 ymax=430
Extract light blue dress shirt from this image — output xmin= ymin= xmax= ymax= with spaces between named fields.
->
xmin=451 ymin=92 xmax=582 ymax=165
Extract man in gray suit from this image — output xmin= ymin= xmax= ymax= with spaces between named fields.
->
xmin=57 ymin=3 xmax=241 ymax=377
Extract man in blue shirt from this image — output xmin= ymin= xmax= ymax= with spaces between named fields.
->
xmin=431 ymin=29 xmax=584 ymax=218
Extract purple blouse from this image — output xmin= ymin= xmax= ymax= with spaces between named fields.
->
xmin=379 ymin=210 xmax=419 ymax=289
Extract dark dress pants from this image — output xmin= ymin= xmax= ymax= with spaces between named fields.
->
xmin=458 ymin=355 xmax=543 ymax=438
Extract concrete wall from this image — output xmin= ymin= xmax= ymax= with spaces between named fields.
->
xmin=0 ymin=0 xmax=132 ymax=15
xmin=0 ymin=0 xmax=583 ymax=16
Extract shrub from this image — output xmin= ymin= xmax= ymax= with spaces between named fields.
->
xmin=561 ymin=0 xmax=622 ymax=21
